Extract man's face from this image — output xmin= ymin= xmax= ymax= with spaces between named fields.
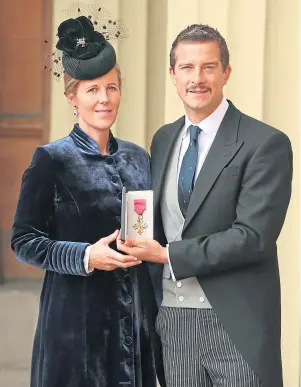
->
xmin=170 ymin=41 xmax=231 ymax=121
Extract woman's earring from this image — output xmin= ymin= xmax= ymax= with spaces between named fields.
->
xmin=73 ymin=106 xmax=78 ymax=116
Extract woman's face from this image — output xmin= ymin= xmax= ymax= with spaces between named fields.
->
xmin=69 ymin=68 xmax=121 ymax=132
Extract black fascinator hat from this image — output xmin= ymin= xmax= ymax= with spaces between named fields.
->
xmin=44 ymin=4 xmax=127 ymax=80
xmin=56 ymin=16 xmax=116 ymax=80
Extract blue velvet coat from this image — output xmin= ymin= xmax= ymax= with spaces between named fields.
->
xmin=11 ymin=125 xmax=165 ymax=387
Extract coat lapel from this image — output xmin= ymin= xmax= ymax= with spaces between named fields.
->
xmin=153 ymin=116 xmax=185 ymax=214
xmin=183 ymin=102 xmax=244 ymax=231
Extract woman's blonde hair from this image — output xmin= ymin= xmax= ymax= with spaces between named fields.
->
xmin=64 ymin=64 xmax=122 ymax=95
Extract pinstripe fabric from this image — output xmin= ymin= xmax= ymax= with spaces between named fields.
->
xmin=156 ymin=307 xmax=262 ymax=387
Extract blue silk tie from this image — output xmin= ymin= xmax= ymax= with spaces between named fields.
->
xmin=178 ymin=125 xmax=201 ymax=217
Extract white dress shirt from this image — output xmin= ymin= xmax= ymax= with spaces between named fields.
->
xmin=167 ymin=97 xmax=229 ymax=280
xmin=84 ymin=245 xmax=93 ymax=273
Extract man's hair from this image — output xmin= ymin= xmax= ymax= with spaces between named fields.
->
xmin=170 ymin=24 xmax=229 ymax=72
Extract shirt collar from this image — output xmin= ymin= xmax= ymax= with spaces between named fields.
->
xmin=183 ymin=97 xmax=229 ymax=139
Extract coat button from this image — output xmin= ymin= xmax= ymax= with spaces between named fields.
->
xmin=125 ymin=358 xmax=133 ymax=366
xmin=112 ymin=175 xmax=119 ymax=183
xmin=199 ymin=297 xmax=205 ymax=303
xmin=124 ymin=295 xmax=132 ymax=304
xmin=179 ymin=296 xmax=184 ymax=302
xmin=176 ymin=282 xmax=182 ymax=288
xmin=117 ymin=192 xmax=122 ymax=201
xmin=106 ymin=157 xmax=114 ymax=165
xmin=124 ymin=336 xmax=133 ymax=345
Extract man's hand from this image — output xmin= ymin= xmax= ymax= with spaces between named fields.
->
xmin=117 ymin=233 xmax=168 ymax=264
xmin=89 ymin=230 xmax=141 ymax=271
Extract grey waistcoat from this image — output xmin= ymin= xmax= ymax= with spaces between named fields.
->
xmin=160 ymin=129 xmax=212 ymax=308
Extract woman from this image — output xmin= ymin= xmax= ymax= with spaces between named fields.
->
xmin=11 ymin=16 xmax=164 ymax=387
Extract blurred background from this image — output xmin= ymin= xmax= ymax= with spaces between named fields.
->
xmin=0 ymin=0 xmax=300 ymax=386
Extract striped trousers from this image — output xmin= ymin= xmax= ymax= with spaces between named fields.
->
xmin=156 ymin=307 xmax=262 ymax=387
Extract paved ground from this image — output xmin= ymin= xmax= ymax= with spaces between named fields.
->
xmin=0 ymin=280 xmax=42 ymax=387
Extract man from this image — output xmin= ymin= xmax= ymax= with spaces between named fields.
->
xmin=117 ymin=24 xmax=292 ymax=387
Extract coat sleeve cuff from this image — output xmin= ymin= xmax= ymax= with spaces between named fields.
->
xmin=47 ymin=241 xmax=92 ymax=276
xmin=166 ymin=244 xmax=176 ymax=281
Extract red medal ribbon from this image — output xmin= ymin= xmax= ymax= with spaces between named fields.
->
xmin=134 ymin=199 xmax=146 ymax=215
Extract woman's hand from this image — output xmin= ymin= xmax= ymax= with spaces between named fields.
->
xmin=89 ymin=230 xmax=141 ymax=271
